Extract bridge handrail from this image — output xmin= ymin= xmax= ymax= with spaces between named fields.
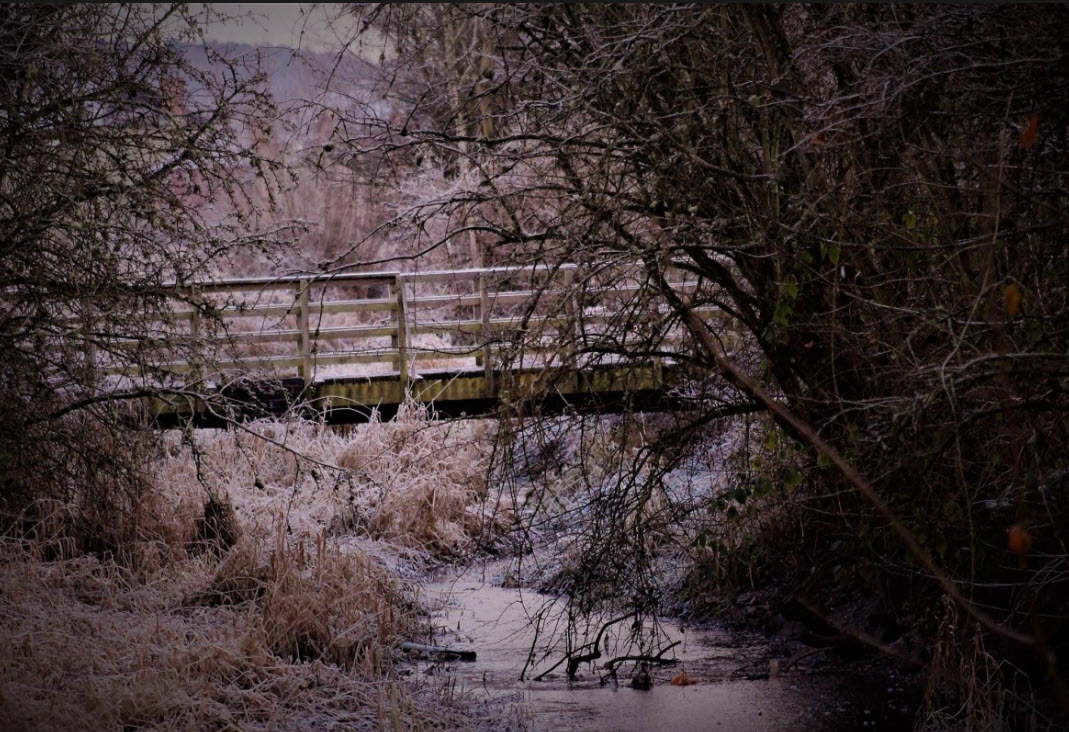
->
xmin=101 ymin=263 xmax=715 ymax=386
xmin=162 ymin=262 xmax=580 ymax=293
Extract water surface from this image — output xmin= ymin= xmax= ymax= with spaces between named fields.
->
xmin=417 ymin=568 xmax=918 ymax=730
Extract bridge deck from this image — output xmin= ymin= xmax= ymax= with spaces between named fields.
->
xmin=150 ymin=360 xmax=689 ymax=427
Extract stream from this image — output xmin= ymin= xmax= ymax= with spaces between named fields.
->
xmin=414 ymin=566 xmax=920 ymax=731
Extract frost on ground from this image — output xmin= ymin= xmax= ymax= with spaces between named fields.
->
xmin=0 ymin=408 xmax=509 ymax=730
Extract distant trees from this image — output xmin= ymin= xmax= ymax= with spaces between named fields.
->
xmin=0 ymin=5 xmax=281 ymax=533
xmin=344 ymin=3 xmax=1068 ymax=720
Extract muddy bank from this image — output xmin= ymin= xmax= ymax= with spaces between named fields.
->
xmin=413 ymin=566 xmax=920 ymax=730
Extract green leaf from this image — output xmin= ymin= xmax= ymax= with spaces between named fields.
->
xmin=772 ymin=300 xmax=792 ymax=326
xmin=764 ymin=430 xmax=779 ymax=452
xmin=755 ymin=477 xmax=773 ymax=497
xmin=780 ymin=467 xmax=803 ymax=492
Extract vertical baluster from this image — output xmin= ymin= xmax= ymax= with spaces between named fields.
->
xmin=296 ymin=277 xmax=311 ymax=385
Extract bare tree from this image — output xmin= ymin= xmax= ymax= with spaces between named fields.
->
xmin=340 ymin=3 xmax=1069 ymax=719
xmin=0 ymin=4 xmax=285 ymax=548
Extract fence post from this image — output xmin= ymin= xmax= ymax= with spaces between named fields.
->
xmin=296 ymin=277 xmax=311 ymax=385
xmin=395 ymin=274 xmax=410 ymax=392
xmin=479 ymin=271 xmax=494 ymax=397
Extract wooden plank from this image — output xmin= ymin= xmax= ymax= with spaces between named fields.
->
xmin=167 ymin=270 xmax=400 ymax=294
xmin=222 ymin=322 xmax=399 ymax=345
xmin=172 ymin=298 xmax=395 ymax=319
xmin=410 ymin=292 xmax=515 ymax=308
xmin=404 ymin=262 xmax=577 ymax=284
xmin=314 ymin=324 xmax=399 ymax=340
xmin=410 ymin=315 xmax=567 ymax=335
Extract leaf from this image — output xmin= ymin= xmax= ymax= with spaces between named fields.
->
xmin=827 ymin=243 xmax=840 ymax=266
xmin=764 ymin=430 xmax=779 ymax=451
xmin=1008 ymin=524 xmax=1032 ymax=555
xmin=671 ymin=672 xmax=696 ymax=686
xmin=1019 ymin=114 xmax=1040 ymax=148
xmin=772 ymin=300 xmax=792 ymax=326
xmin=781 ymin=467 xmax=803 ymax=493
xmin=1004 ymin=283 xmax=1021 ymax=318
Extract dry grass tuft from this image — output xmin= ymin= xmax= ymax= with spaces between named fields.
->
xmin=334 ymin=407 xmax=497 ymax=555
xmin=0 ymin=413 xmax=499 ymax=730
xmin=918 ymin=598 xmax=1032 ymax=732
xmin=193 ymin=496 xmax=241 ymax=556
xmin=194 ymin=523 xmax=419 ymax=670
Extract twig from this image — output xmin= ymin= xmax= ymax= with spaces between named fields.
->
xmin=602 ymin=640 xmax=682 ymax=671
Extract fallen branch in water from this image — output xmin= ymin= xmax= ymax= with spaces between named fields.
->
xmin=399 ymin=641 xmax=476 ymax=662
xmin=601 ymin=640 xmax=682 ymax=671
xmin=782 ymin=647 xmax=830 ymax=673
xmin=533 ymin=612 xmax=638 ymax=681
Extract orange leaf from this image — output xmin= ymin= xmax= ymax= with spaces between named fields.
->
xmin=1008 ymin=524 xmax=1032 ymax=555
xmin=1004 ymin=283 xmax=1021 ymax=318
xmin=670 ymin=672 xmax=696 ymax=686
xmin=1019 ymin=114 xmax=1039 ymax=148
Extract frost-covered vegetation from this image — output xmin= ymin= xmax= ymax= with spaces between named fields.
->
xmin=1 ymin=412 xmax=497 ymax=729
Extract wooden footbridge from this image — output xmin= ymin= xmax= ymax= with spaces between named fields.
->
xmin=102 ymin=264 xmax=717 ymax=426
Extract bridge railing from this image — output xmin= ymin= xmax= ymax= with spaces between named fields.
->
xmin=101 ymin=263 xmax=719 ymax=387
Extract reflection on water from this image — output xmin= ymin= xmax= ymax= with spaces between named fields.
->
xmin=418 ymin=567 xmax=918 ymax=731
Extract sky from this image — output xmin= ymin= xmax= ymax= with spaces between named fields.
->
xmin=198 ymin=3 xmax=358 ymax=53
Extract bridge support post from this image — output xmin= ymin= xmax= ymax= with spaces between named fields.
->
xmin=563 ymin=267 xmax=577 ymax=362
xmin=479 ymin=272 xmax=493 ymax=398
xmin=189 ymin=291 xmax=204 ymax=385
xmin=82 ymin=298 xmax=97 ymax=389
xmin=386 ymin=281 xmax=396 ymax=367
xmin=296 ymin=277 xmax=311 ymax=386
xmin=395 ymin=274 xmax=410 ymax=396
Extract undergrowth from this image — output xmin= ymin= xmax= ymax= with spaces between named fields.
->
xmin=0 ymin=409 xmax=500 ymax=730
